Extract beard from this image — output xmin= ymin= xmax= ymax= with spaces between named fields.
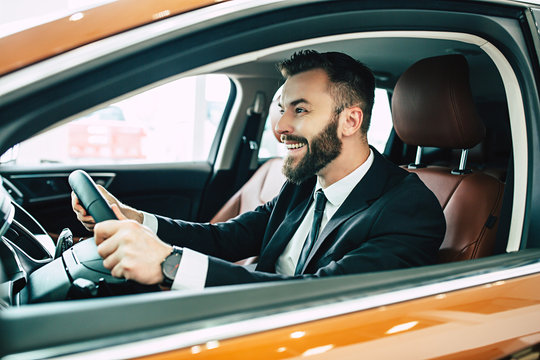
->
xmin=282 ymin=114 xmax=342 ymax=185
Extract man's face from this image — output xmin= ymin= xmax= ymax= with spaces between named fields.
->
xmin=278 ymin=69 xmax=343 ymax=184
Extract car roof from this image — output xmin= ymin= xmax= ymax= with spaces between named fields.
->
xmin=0 ymin=0 xmax=538 ymax=77
xmin=0 ymin=0 xmax=220 ymax=76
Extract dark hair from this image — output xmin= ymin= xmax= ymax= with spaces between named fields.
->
xmin=278 ymin=50 xmax=375 ymax=136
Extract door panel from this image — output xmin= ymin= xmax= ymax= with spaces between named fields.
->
xmin=0 ymin=163 xmax=212 ymax=237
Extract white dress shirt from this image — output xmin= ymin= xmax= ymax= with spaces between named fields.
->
xmin=142 ymin=212 xmax=208 ymax=290
xmin=143 ymin=149 xmax=374 ymax=289
xmin=275 ymin=149 xmax=374 ymax=275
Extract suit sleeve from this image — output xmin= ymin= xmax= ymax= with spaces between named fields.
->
xmin=154 ymin=198 xmax=275 ymax=263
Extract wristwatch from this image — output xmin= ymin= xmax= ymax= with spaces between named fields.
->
xmin=161 ymin=246 xmax=183 ymax=287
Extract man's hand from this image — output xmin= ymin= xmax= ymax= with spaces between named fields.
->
xmin=94 ymin=205 xmax=172 ymax=285
xmin=71 ymin=185 xmax=143 ymax=231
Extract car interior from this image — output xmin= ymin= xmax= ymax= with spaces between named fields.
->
xmin=2 ymin=1 xmax=539 ymax=358
xmin=0 ymin=34 xmax=516 ymax=301
xmin=211 ymin=51 xmax=507 ymax=266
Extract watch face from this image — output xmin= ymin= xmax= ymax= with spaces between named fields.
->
xmin=162 ymin=253 xmax=181 ymax=280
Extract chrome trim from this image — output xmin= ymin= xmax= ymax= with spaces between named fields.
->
xmin=484 ymin=0 xmax=538 ymax=6
xmin=9 ymin=172 xmax=115 ymax=180
xmin=415 ymin=146 xmax=423 ymax=165
xmin=9 ymin=219 xmax=54 ymax=259
xmin=459 ymin=149 xmax=469 ymax=171
xmin=0 ymin=203 xmax=14 ymax=238
xmin=1 ymin=177 xmax=23 ymax=201
xmin=17 ymin=261 xmax=539 ymax=360
xmin=11 ymin=201 xmax=49 ymax=236
xmin=526 ymin=9 xmax=540 ymax=67
xmin=26 ymin=194 xmax=70 ymax=204
xmin=3 ymin=237 xmax=52 ymax=266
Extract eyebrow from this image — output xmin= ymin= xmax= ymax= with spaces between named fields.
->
xmin=278 ymin=98 xmax=310 ymax=109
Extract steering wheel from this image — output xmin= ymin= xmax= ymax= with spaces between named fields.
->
xmin=27 ymin=171 xmax=122 ymax=302
xmin=4 ymin=170 xmax=158 ymax=304
xmin=68 ymin=170 xmax=116 ymax=223
xmin=64 ymin=169 xmax=119 ymax=279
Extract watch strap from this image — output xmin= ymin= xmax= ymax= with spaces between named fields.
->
xmin=161 ymin=246 xmax=183 ymax=287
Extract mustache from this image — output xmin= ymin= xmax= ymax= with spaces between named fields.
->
xmin=280 ymin=134 xmax=307 ymax=143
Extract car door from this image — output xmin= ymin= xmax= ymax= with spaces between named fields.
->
xmin=1 ymin=0 xmax=540 ymax=359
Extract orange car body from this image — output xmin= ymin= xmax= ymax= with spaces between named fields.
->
xmin=145 ymin=274 xmax=540 ymax=360
xmin=0 ymin=0 xmax=221 ymax=76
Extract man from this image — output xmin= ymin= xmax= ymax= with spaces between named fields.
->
xmin=73 ymin=50 xmax=445 ymax=289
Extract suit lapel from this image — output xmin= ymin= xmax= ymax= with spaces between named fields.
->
xmin=256 ymin=189 xmax=314 ymax=272
xmin=300 ymin=150 xmax=393 ymax=273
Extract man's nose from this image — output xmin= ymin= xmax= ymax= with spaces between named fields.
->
xmin=275 ymin=111 xmax=293 ymax=136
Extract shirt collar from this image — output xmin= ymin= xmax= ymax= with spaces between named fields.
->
xmin=315 ymin=149 xmax=374 ymax=207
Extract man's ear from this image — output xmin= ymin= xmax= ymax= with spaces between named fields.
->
xmin=341 ymin=106 xmax=364 ymax=137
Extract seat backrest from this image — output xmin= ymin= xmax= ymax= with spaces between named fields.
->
xmin=210 ymin=157 xmax=285 ymax=223
xmin=392 ymin=55 xmax=504 ymax=263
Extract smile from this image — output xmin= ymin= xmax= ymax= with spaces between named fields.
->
xmin=286 ymin=142 xmax=306 ymax=150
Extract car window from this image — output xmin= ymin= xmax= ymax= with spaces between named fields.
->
xmin=258 ymin=88 xmax=393 ymax=158
xmin=2 ymin=74 xmax=231 ymax=165
xmin=368 ymin=88 xmax=393 ymax=153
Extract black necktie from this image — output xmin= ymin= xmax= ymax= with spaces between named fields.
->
xmin=295 ymin=189 xmax=327 ymax=275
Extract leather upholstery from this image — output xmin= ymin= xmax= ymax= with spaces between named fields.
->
xmin=393 ymin=55 xmax=504 ymax=263
xmin=393 ymin=55 xmax=485 ymax=149
xmin=407 ymin=167 xmax=504 ymax=262
xmin=211 ymin=157 xmax=285 ymax=224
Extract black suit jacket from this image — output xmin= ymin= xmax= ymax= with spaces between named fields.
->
xmin=156 ymin=149 xmax=446 ymax=287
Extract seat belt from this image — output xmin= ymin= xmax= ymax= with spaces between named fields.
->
xmin=233 ymin=91 xmax=266 ymax=190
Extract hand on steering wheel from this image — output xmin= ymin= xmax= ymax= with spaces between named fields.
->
xmin=70 ymin=170 xmax=143 ymax=231
xmin=95 ymin=204 xmax=172 ymax=285
xmin=71 ymin=185 xmax=120 ymax=231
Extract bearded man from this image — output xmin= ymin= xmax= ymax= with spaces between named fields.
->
xmin=72 ymin=50 xmax=445 ymax=289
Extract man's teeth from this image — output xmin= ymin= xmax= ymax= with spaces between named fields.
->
xmin=286 ymin=143 xmax=305 ymax=150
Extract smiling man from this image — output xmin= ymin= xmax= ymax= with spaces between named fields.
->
xmin=73 ymin=50 xmax=446 ymax=289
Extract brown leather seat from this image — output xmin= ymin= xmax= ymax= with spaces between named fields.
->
xmin=392 ymin=55 xmax=505 ymax=263
xmin=210 ymin=157 xmax=285 ymax=223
